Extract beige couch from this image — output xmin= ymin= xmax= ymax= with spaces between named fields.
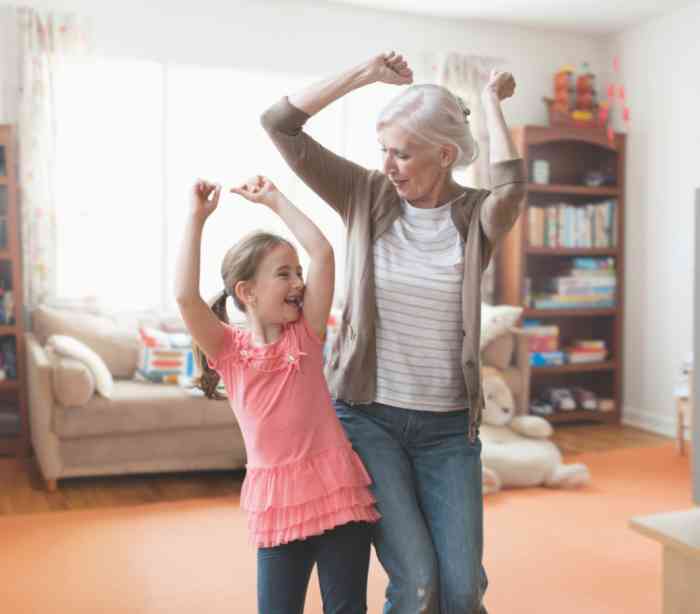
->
xmin=26 ymin=305 xmax=246 ymax=491
xmin=25 ymin=305 xmax=529 ymax=491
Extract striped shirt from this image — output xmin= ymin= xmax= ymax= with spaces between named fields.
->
xmin=373 ymin=194 xmax=467 ymax=412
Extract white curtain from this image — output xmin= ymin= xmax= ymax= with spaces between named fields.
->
xmin=436 ymin=52 xmax=502 ymax=303
xmin=17 ymin=7 xmax=90 ymax=309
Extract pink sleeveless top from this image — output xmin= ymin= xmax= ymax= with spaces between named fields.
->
xmin=208 ymin=315 xmax=380 ymax=548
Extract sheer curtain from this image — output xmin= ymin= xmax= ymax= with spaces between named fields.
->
xmin=436 ymin=52 xmax=502 ymax=303
xmin=17 ymin=7 xmax=90 ymax=309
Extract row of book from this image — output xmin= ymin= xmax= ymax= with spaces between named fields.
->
xmin=524 ymin=320 xmax=609 ymax=367
xmin=526 ymin=257 xmax=616 ymax=310
xmin=528 ymin=200 xmax=617 ymax=248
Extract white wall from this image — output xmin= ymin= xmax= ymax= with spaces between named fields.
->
xmin=610 ymin=0 xmax=700 ymax=436
xmin=0 ymin=0 xmax=607 ymax=126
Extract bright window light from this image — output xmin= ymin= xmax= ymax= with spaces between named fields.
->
xmin=53 ymin=59 xmax=398 ymax=315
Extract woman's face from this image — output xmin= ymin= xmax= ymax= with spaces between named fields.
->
xmin=378 ymin=123 xmax=452 ymax=206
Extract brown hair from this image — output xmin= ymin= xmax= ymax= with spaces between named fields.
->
xmin=193 ymin=231 xmax=295 ymax=399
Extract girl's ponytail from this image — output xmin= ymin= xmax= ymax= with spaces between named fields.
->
xmin=193 ymin=290 xmax=229 ymax=399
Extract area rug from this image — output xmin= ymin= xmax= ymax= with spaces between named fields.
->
xmin=0 ymin=443 xmax=691 ymax=613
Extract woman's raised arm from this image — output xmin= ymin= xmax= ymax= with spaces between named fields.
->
xmin=479 ymin=70 xmax=527 ymax=247
xmin=260 ymin=52 xmax=412 ymax=219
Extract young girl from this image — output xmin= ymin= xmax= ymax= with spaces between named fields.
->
xmin=174 ymin=175 xmax=379 ymax=614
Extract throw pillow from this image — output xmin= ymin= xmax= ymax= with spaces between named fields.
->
xmin=51 ymin=357 xmax=96 ymax=407
xmin=47 ymin=335 xmax=114 ymax=398
xmin=137 ymin=327 xmax=195 ymax=383
xmin=480 ymin=304 xmax=523 ymax=350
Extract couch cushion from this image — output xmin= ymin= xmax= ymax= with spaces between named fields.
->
xmin=52 ymin=357 xmax=95 ymax=407
xmin=53 ymin=380 xmax=235 ymax=438
xmin=33 ymin=305 xmax=139 ymax=378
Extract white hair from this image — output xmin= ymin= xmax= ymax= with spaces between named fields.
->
xmin=376 ymin=84 xmax=479 ymax=169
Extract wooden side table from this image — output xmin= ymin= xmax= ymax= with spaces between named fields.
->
xmin=630 ymin=509 xmax=700 ymax=614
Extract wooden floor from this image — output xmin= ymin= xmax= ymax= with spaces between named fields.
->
xmin=0 ymin=423 xmax=672 ymax=517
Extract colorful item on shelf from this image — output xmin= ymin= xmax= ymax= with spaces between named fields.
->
xmin=532 ymin=159 xmax=550 ymax=184
xmin=544 ymin=62 xmax=600 ymax=127
xmin=530 ymin=351 xmax=565 ymax=367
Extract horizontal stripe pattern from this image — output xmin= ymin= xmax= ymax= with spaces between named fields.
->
xmin=373 ymin=196 xmax=467 ymax=412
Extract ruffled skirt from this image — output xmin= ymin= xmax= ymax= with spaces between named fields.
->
xmin=242 ymin=445 xmax=381 ymax=548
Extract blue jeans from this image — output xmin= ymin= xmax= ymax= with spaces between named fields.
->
xmin=334 ymin=401 xmax=487 ymax=614
xmin=257 ymin=521 xmax=372 ymax=614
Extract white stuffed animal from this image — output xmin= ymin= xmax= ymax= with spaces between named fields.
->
xmin=480 ymin=366 xmax=591 ymax=494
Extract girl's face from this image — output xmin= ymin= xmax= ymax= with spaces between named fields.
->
xmin=249 ymin=243 xmax=304 ymax=325
xmin=378 ymin=123 xmax=452 ymax=207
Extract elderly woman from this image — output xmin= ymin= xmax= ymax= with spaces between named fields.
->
xmin=261 ymin=52 xmax=526 ymax=614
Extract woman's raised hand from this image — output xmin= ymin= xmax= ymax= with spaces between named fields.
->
xmin=366 ymin=51 xmax=414 ymax=86
xmin=482 ymin=69 xmax=516 ymax=102
xmin=230 ymin=175 xmax=281 ymax=208
xmin=190 ymin=179 xmax=221 ymax=221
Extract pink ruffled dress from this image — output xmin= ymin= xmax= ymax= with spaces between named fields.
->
xmin=208 ymin=315 xmax=380 ymax=548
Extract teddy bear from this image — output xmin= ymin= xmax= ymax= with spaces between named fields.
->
xmin=480 ymin=366 xmax=591 ymax=494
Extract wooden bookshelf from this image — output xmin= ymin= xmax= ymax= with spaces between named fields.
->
xmin=497 ymin=125 xmax=626 ymax=425
xmin=0 ymin=126 xmax=28 ymax=456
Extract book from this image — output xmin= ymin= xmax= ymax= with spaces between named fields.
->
xmin=530 ymin=351 xmax=566 ymax=367
xmin=566 ymin=349 xmax=607 ymax=363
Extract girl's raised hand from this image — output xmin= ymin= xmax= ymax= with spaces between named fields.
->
xmin=190 ymin=179 xmax=221 ymax=221
xmin=482 ymin=69 xmax=516 ymax=102
xmin=366 ymin=51 xmax=413 ymax=86
xmin=230 ymin=175 xmax=281 ymax=208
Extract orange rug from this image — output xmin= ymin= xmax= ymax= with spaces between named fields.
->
xmin=0 ymin=443 xmax=691 ymax=614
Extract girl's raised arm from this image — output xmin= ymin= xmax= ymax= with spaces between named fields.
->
xmin=174 ymin=180 xmax=229 ymax=358
xmin=231 ymin=176 xmax=334 ymax=340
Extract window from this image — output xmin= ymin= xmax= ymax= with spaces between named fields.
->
xmin=54 ymin=58 xmax=164 ymax=311
xmin=54 ymin=59 xmax=397 ymax=314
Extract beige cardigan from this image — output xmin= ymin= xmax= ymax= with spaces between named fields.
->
xmin=262 ymin=97 xmax=526 ymax=440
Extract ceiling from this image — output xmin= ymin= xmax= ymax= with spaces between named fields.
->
xmin=328 ymin=0 xmax=695 ymax=36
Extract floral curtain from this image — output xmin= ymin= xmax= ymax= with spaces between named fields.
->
xmin=17 ymin=7 xmax=90 ymax=309
xmin=436 ymin=52 xmax=502 ymax=303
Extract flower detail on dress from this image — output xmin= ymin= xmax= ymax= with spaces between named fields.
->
xmin=236 ymin=328 xmax=308 ymax=373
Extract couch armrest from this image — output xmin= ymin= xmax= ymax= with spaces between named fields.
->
xmin=509 ymin=327 xmax=532 ymax=416
xmin=25 ymin=332 xmax=63 ymax=481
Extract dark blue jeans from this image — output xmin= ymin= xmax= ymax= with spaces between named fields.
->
xmin=257 ymin=521 xmax=372 ymax=614
xmin=334 ymin=401 xmax=487 ymax=614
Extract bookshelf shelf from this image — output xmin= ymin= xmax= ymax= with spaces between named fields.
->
xmin=531 ymin=361 xmax=617 ymax=375
xmin=524 ymin=308 xmax=618 ymax=318
xmin=498 ymin=125 xmax=626 ymax=426
xmin=527 ymin=183 xmax=619 ymax=197
xmin=525 ymin=247 xmax=618 ymax=256
xmin=545 ymin=410 xmax=615 ymax=424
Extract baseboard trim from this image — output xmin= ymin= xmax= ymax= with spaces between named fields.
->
xmin=622 ymin=405 xmax=680 ymax=438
